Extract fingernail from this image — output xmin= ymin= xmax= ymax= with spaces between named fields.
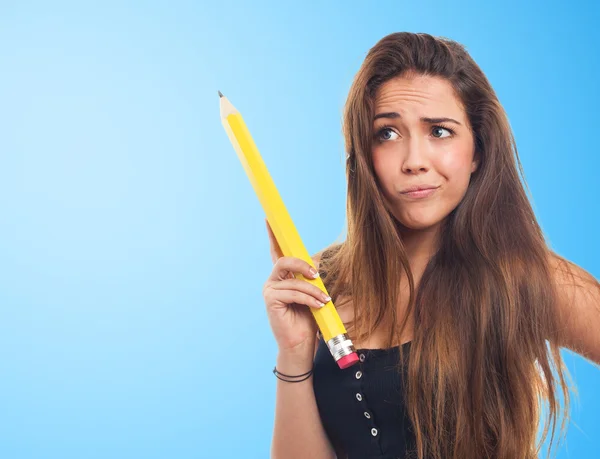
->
xmin=310 ymin=268 xmax=319 ymax=278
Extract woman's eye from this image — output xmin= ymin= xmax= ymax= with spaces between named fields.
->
xmin=431 ymin=126 xmax=453 ymax=138
xmin=376 ymin=127 xmax=398 ymax=141
xmin=376 ymin=125 xmax=454 ymax=142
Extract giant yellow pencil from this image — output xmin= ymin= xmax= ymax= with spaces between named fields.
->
xmin=219 ymin=91 xmax=358 ymax=369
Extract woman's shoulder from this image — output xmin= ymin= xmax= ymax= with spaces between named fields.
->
xmin=312 ymin=242 xmax=342 ymax=261
xmin=547 ymin=250 xmax=600 ymax=363
xmin=313 ymin=243 xmax=344 ymax=273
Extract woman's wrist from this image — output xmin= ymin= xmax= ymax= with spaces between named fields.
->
xmin=276 ymin=345 xmax=314 ymax=375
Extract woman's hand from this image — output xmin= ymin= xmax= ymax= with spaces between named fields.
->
xmin=262 ymin=219 xmax=329 ymax=355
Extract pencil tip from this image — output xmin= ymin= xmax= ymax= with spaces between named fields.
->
xmin=218 ymin=90 xmax=224 ymax=98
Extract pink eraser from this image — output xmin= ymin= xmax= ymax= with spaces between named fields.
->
xmin=337 ymin=352 xmax=359 ymax=369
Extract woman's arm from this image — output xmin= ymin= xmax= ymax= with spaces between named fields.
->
xmin=271 ymin=347 xmax=337 ymax=459
xmin=271 ymin=252 xmax=337 ymax=459
xmin=549 ymin=252 xmax=600 ymax=365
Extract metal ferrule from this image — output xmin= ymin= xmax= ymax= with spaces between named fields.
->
xmin=327 ymin=333 xmax=356 ymax=361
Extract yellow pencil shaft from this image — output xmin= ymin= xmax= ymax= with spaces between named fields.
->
xmin=222 ymin=110 xmax=347 ymax=342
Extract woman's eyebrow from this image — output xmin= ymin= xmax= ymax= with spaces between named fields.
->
xmin=373 ymin=112 xmax=462 ymax=126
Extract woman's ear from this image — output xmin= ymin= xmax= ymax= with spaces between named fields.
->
xmin=471 ymin=150 xmax=480 ymax=173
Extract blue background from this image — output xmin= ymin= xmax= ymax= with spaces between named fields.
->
xmin=1 ymin=1 xmax=598 ymax=457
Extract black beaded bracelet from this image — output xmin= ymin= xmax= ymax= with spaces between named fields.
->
xmin=273 ymin=366 xmax=314 ymax=383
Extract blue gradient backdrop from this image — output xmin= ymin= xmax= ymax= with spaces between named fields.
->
xmin=1 ymin=1 xmax=598 ymax=458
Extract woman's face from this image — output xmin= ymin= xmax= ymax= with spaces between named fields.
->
xmin=371 ymin=73 xmax=478 ymax=232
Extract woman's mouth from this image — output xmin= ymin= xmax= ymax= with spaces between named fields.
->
xmin=400 ymin=187 xmax=439 ymax=199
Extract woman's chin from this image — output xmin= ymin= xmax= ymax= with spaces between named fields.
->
xmin=394 ymin=214 xmax=444 ymax=233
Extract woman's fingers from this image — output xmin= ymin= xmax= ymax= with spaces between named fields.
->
xmin=268 ymin=255 xmax=320 ymax=283
xmin=269 ymin=277 xmax=331 ymax=305
xmin=264 ymin=279 xmax=330 ymax=310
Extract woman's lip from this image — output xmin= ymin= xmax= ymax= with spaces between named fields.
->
xmin=400 ymin=187 xmax=438 ymax=198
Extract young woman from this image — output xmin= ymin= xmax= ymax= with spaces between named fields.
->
xmin=262 ymin=32 xmax=600 ymax=459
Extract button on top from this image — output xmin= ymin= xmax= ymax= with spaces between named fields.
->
xmin=355 ymin=370 xmax=363 ymax=379
xmin=359 ymin=353 xmax=366 ymax=362
xmin=356 ymin=393 xmax=363 ymax=401
xmin=371 ymin=428 xmax=378 ymax=436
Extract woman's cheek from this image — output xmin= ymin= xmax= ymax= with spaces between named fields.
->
xmin=439 ymin=149 xmax=474 ymax=197
xmin=438 ymin=148 xmax=466 ymax=170
xmin=442 ymin=144 xmax=475 ymax=174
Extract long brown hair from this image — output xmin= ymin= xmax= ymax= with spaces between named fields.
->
xmin=319 ymin=32 xmax=574 ymax=459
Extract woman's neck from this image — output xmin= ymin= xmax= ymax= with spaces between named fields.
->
xmin=399 ymin=223 xmax=441 ymax=273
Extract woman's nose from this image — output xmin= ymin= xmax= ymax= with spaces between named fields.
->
xmin=401 ymin=136 xmax=430 ymax=174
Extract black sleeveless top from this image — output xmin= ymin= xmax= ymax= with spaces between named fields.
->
xmin=312 ymin=251 xmax=417 ymax=459
xmin=313 ymin=337 xmax=415 ymax=459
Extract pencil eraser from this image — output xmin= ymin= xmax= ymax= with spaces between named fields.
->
xmin=337 ymin=353 xmax=359 ymax=369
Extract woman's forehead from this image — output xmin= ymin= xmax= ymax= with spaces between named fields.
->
xmin=374 ymin=76 xmax=465 ymax=119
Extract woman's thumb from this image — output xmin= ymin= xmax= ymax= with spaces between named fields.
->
xmin=266 ymin=219 xmax=281 ymax=263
